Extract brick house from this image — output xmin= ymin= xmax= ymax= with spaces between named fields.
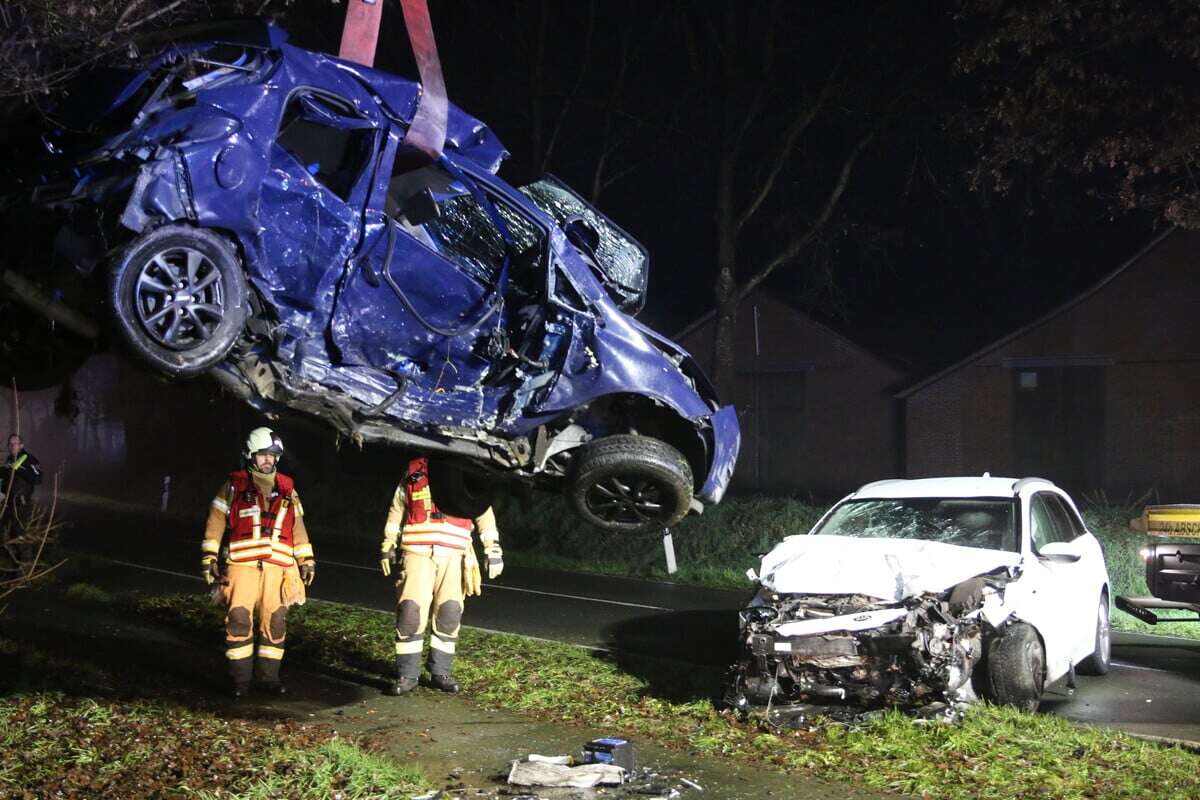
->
xmin=677 ymin=290 xmax=907 ymax=495
xmin=900 ymin=229 xmax=1200 ymax=500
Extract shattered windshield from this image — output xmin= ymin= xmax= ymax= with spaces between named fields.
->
xmin=813 ymin=498 xmax=1019 ymax=552
xmin=518 ymin=176 xmax=647 ymax=314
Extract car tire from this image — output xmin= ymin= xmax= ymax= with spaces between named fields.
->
xmin=1077 ymin=595 xmax=1112 ymax=676
xmin=981 ymin=622 xmax=1046 ymax=712
xmin=109 ymin=225 xmax=248 ymax=377
xmin=427 ymin=459 xmax=495 ymax=519
xmin=567 ymin=434 xmax=693 ymax=534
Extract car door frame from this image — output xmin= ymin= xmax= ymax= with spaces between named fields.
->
xmin=1014 ymin=487 xmax=1090 ymax=683
xmin=252 ymin=85 xmax=383 ymax=353
xmin=1044 ymin=490 xmax=1110 ymax=665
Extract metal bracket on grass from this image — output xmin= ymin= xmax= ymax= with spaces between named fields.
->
xmin=662 ymin=528 xmax=677 ymax=575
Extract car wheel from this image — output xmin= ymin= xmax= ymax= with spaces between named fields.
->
xmin=427 ymin=459 xmax=495 ymax=519
xmin=1077 ymin=595 xmax=1112 ymax=676
xmin=109 ymin=225 xmax=248 ymax=377
xmin=981 ymin=622 xmax=1045 ymax=712
xmin=567 ymin=434 xmax=693 ymax=534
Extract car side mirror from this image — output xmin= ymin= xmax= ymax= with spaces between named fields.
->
xmin=1037 ymin=541 xmax=1081 ymax=563
xmin=401 ymin=188 xmax=441 ymax=226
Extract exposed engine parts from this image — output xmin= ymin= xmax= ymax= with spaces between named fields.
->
xmin=728 ymin=578 xmax=1014 ymax=712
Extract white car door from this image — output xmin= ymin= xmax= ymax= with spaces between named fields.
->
xmin=1045 ymin=492 xmax=1109 ymax=662
xmin=1015 ymin=492 xmax=1090 ymax=681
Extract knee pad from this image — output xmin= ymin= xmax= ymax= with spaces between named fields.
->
xmin=268 ymin=606 xmax=288 ymax=642
xmin=226 ymin=607 xmax=252 ymax=638
xmin=396 ymin=599 xmax=422 ymax=637
xmin=433 ymin=600 xmax=463 ymax=636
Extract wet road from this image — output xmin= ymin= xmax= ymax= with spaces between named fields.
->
xmin=57 ymin=496 xmax=1200 ymax=743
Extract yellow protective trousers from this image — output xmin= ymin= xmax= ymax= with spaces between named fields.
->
xmin=394 ymin=550 xmax=464 ymax=679
xmin=225 ymin=561 xmax=289 ymax=686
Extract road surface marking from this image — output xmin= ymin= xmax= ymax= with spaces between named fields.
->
xmin=95 ymin=555 xmax=610 ymax=652
xmin=106 ymin=559 xmax=202 ymax=582
xmin=320 ymin=558 xmax=669 ymax=611
xmin=1112 ymin=660 xmax=1172 ymax=673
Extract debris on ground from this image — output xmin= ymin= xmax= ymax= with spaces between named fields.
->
xmin=582 ymin=737 xmax=638 ymax=771
xmin=507 ymin=759 xmax=626 ymax=788
xmin=758 ymin=698 xmax=970 ymax=729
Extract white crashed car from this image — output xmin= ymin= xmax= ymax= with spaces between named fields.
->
xmin=728 ymin=476 xmax=1111 ymax=713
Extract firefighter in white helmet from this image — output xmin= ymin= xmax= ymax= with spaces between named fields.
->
xmin=201 ymin=427 xmax=316 ymax=697
xmin=379 ymin=456 xmax=502 ymax=694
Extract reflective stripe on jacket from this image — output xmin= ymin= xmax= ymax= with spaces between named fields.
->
xmin=227 ymin=469 xmax=297 ymax=566
xmin=400 ymin=457 xmax=473 ymax=551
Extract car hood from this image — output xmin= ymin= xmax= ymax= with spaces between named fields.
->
xmin=758 ymin=534 xmax=1021 ymax=601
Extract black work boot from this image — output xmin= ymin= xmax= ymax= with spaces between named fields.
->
xmin=233 ymin=682 xmax=251 ymax=699
xmin=427 ymin=673 xmax=460 ymax=693
xmin=255 ymin=658 xmax=286 ymax=695
xmin=389 ymin=676 xmax=418 ymax=695
xmin=390 ymin=652 xmax=420 ymax=696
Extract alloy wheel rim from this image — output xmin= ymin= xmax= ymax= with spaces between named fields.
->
xmin=134 ymin=247 xmax=225 ymax=350
xmin=585 ymin=475 xmax=669 ymax=525
xmin=1098 ymin=602 xmax=1112 ymax=662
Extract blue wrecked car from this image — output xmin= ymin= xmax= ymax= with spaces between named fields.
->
xmin=30 ymin=22 xmax=739 ymax=533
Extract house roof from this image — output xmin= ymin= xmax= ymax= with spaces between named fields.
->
xmin=895 ymin=228 xmax=1177 ymax=399
xmin=673 ymin=289 xmax=908 ymax=374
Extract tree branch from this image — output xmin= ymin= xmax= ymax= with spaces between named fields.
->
xmin=734 ymin=60 xmax=841 ymax=232
xmin=540 ymin=0 xmax=596 ymax=174
xmin=736 ymin=127 xmax=875 ymax=303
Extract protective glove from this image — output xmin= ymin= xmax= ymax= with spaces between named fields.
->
xmin=484 ymin=542 xmax=504 ymax=580
xmin=299 ymin=560 xmax=316 ymax=586
xmin=462 ymin=546 xmax=482 ymax=597
xmin=201 ymin=555 xmax=220 ymax=586
xmin=380 ymin=545 xmax=396 ymax=577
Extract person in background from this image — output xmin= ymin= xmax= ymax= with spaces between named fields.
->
xmin=0 ymin=434 xmax=42 ymax=561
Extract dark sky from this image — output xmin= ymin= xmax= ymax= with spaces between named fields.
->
xmin=71 ymin=3 xmax=1171 ymax=378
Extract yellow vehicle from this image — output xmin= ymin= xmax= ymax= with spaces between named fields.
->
xmin=1116 ymin=505 xmax=1200 ymax=624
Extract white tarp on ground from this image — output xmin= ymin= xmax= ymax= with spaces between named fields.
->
xmin=507 ymin=761 xmax=626 ymax=788
xmin=759 ymin=535 xmax=1020 ymax=600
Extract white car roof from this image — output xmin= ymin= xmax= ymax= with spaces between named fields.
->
xmin=850 ymin=476 xmax=1058 ymax=499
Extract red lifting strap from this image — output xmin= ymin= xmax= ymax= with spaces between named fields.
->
xmin=338 ymin=0 xmax=383 ymax=67
xmin=337 ymin=0 xmax=447 ymax=164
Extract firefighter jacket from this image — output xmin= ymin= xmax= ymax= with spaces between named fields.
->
xmin=201 ymin=469 xmax=314 ymax=567
xmin=381 ymin=457 xmax=499 ymax=557
xmin=1 ymin=449 xmax=42 ymax=500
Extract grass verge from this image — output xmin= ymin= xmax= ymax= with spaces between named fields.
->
xmin=128 ymin=590 xmax=1200 ymax=800
xmin=0 ymin=693 xmax=428 ymax=800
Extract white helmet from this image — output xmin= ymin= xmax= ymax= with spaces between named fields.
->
xmin=244 ymin=426 xmax=283 ymax=461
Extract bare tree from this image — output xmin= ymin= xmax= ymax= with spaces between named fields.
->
xmin=688 ymin=3 xmax=898 ymax=396
xmin=0 ymin=1 xmax=294 ymax=107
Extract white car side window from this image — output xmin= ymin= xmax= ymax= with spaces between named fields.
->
xmin=1046 ymin=495 xmax=1084 ymax=541
xmin=1029 ymin=495 xmax=1057 ymax=550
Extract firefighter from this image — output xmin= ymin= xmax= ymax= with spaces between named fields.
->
xmin=1 ymin=434 xmax=42 ymax=561
xmin=201 ymin=427 xmax=316 ymax=698
xmin=379 ymin=456 xmax=503 ymax=694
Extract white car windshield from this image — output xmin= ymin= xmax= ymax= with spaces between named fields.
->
xmin=813 ymin=498 xmax=1019 ymax=552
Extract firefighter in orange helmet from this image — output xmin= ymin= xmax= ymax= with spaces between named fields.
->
xmin=201 ymin=427 xmax=315 ymax=698
xmin=379 ymin=456 xmax=502 ymax=694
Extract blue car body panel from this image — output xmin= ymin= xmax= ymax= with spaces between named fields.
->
xmin=39 ymin=22 xmax=740 ymax=508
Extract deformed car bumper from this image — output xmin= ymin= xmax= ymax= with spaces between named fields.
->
xmin=698 ymin=404 xmax=740 ymax=505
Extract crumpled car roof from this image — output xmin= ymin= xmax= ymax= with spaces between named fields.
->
xmin=81 ymin=20 xmax=508 ymax=174
xmin=759 ymin=534 xmax=1020 ymax=600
